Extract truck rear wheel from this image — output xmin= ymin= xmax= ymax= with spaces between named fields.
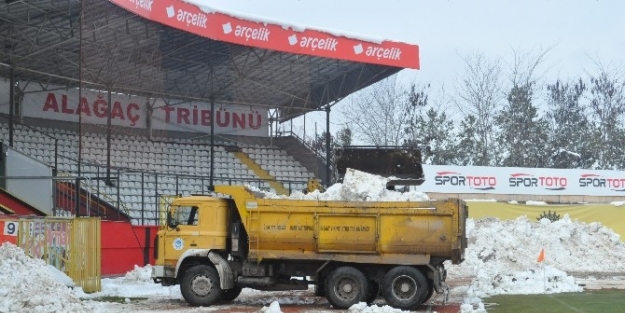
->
xmin=324 ymin=266 xmax=369 ymax=309
xmin=180 ymin=265 xmax=222 ymax=306
xmin=382 ymin=266 xmax=427 ymax=310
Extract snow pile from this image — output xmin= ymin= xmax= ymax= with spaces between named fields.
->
xmin=454 ymin=215 xmax=625 ymax=312
xmin=348 ymin=302 xmax=410 ymax=313
xmin=260 ymin=301 xmax=282 ymax=313
xmin=0 ymin=242 xmax=92 ymax=313
xmin=119 ymin=264 xmax=153 ymax=284
xmin=250 ymin=168 xmax=429 ymax=202
xmin=47 ymin=264 xmax=75 ymax=287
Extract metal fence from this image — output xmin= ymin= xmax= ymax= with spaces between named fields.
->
xmin=17 ymin=217 xmax=101 ymax=293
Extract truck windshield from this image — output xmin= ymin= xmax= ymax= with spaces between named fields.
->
xmin=172 ymin=205 xmax=199 ymax=226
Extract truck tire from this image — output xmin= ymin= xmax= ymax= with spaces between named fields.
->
xmin=324 ymin=266 xmax=369 ymax=309
xmin=220 ymin=286 xmax=243 ymax=302
xmin=421 ymin=278 xmax=434 ymax=304
xmin=180 ymin=265 xmax=222 ymax=307
xmin=381 ymin=266 xmax=428 ymax=310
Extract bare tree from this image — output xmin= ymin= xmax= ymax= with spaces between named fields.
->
xmin=339 ymin=75 xmax=419 ymax=146
xmin=507 ymin=46 xmax=553 ymax=89
xmin=453 ymin=52 xmax=504 ymax=166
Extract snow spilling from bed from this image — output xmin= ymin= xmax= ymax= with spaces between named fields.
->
xmin=249 ymin=168 xmax=430 ymax=202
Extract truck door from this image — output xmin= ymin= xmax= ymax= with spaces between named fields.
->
xmin=163 ymin=203 xmax=229 ymax=264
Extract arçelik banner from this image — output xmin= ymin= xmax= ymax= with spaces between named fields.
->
xmin=421 ymin=165 xmax=625 ymax=197
xmin=108 ymin=0 xmax=420 ymax=69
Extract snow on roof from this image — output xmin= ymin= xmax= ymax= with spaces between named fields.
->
xmin=185 ymin=0 xmax=388 ymax=44
xmin=108 ymin=0 xmax=420 ymax=69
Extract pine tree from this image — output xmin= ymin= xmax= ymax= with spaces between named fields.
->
xmin=496 ymin=83 xmax=550 ymax=167
xmin=544 ymin=79 xmax=595 ymax=168
xmin=335 ymin=126 xmax=352 ymax=147
xmin=406 ymin=107 xmax=457 ymax=165
xmin=588 ymin=70 xmax=625 ymax=169
xmin=455 ymin=115 xmax=479 ymax=166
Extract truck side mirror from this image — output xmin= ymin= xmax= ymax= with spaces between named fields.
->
xmin=167 ymin=211 xmax=178 ymax=228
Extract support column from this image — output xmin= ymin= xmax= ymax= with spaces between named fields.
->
xmin=209 ymin=98 xmax=215 ymax=190
xmin=8 ymin=66 xmax=14 ymax=147
xmin=325 ymin=106 xmax=331 ymax=187
xmin=106 ymin=89 xmax=112 ymax=183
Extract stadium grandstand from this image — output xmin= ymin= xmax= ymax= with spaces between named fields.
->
xmin=0 ymin=0 xmax=419 ymax=225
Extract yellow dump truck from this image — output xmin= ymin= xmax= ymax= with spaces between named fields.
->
xmin=152 ymin=185 xmax=468 ymax=310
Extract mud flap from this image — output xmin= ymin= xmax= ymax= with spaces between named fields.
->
xmin=441 ymin=281 xmax=450 ymax=305
xmin=208 ymin=251 xmax=235 ymax=289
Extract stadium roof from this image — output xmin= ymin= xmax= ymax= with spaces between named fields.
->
xmin=0 ymin=0 xmax=420 ymax=122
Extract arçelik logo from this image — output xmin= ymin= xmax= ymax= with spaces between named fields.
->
xmin=166 ymin=5 xmax=175 ymax=18
xmin=223 ymin=22 xmax=233 ymax=34
xmin=353 ymin=43 xmax=364 ymax=55
xmin=222 ymin=23 xmax=270 ymax=41
xmin=287 ymin=34 xmax=337 ymax=51
xmin=288 ymin=34 xmax=298 ymax=46
xmin=165 ymin=5 xmax=208 ymax=28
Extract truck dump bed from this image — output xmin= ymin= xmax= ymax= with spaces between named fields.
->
xmin=216 ymin=186 xmax=467 ymax=265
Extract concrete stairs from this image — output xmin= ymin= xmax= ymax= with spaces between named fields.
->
xmin=233 ymin=151 xmax=289 ymax=195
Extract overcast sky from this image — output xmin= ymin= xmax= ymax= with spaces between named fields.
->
xmin=194 ymin=0 xmax=625 ymax=139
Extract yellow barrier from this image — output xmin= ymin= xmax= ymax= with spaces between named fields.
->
xmin=467 ymin=202 xmax=625 ymax=241
xmin=17 ymin=217 xmax=101 ymax=293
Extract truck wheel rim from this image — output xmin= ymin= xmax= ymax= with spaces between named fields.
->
xmin=391 ymin=275 xmax=417 ymax=300
xmin=336 ymin=277 xmax=358 ymax=300
xmin=191 ymin=275 xmax=214 ymax=297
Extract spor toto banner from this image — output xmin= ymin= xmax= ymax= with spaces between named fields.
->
xmin=420 ymin=165 xmax=625 ymax=197
xmin=16 ymin=84 xmax=268 ymax=136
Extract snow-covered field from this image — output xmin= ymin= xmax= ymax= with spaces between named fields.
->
xmin=2 ymin=169 xmax=625 ymax=313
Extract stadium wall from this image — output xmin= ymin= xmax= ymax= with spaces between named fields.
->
xmin=101 ymin=221 xmax=158 ymax=276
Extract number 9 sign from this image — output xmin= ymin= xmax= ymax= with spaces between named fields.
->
xmin=3 ymin=221 xmax=18 ymax=236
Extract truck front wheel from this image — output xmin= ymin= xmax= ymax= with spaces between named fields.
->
xmin=324 ymin=266 xmax=369 ymax=309
xmin=382 ymin=266 xmax=427 ymax=310
xmin=180 ymin=265 xmax=222 ymax=306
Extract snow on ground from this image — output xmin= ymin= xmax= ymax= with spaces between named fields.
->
xmin=452 ymin=215 xmax=625 ymax=312
xmin=2 ymin=169 xmax=625 ymax=313
xmin=0 ymin=242 xmax=95 ymax=313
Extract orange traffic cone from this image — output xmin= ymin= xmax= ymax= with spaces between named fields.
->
xmin=537 ymin=248 xmax=545 ymax=263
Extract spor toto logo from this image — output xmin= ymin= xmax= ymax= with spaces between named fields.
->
xmin=509 ymin=173 xmax=567 ymax=190
xmin=434 ymin=171 xmax=496 ymax=190
xmin=579 ymin=174 xmax=625 ymax=191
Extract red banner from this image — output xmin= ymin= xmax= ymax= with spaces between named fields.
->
xmin=108 ymin=0 xmax=420 ymax=69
